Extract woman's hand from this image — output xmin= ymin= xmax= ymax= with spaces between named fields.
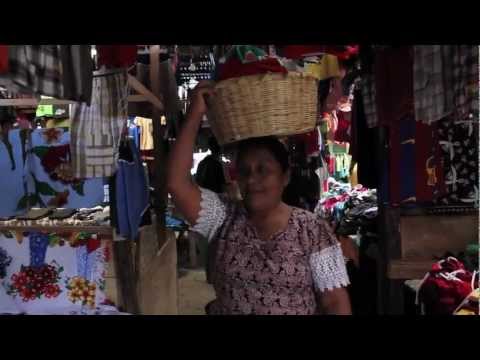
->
xmin=187 ymin=81 xmax=216 ymax=119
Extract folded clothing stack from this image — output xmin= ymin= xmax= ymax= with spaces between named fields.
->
xmin=216 ymin=45 xmax=358 ymax=82
xmin=316 ymin=178 xmax=377 ymax=236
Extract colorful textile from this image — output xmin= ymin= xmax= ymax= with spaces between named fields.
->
xmin=0 ymin=129 xmax=28 ymax=218
xmin=0 ymin=232 xmax=108 ymax=314
xmin=224 ymin=45 xmax=268 ymax=64
xmin=282 ymin=45 xmax=359 ymax=61
xmin=70 ymin=71 xmax=129 ymax=178
xmin=436 ymin=116 xmax=479 ymax=205
xmin=218 ymin=57 xmax=288 ymax=81
xmin=24 ymin=128 xmax=105 ymax=210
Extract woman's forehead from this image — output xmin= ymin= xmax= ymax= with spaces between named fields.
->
xmin=238 ymin=147 xmax=278 ymax=163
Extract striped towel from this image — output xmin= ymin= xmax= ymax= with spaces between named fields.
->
xmin=70 ymin=71 xmax=128 ymax=179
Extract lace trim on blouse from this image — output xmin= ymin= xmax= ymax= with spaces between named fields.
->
xmin=190 ymin=187 xmax=227 ymax=242
xmin=309 ymin=243 xmax=350 ymax=292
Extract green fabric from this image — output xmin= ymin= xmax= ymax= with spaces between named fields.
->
xmin=226 ymin=45 xmax=267 ymax=64
xmin=36 ymin=104 xmax=54 ymax=117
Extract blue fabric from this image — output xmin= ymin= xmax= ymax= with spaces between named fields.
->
xmin=115 ymin=140 xmax=149 ymax=239
xmin=128 ymin=125 xmax=141 ymax=149
xmin=27 ymin=129 xmax=105 ymax=209
xmin=399 ymin=117 xmax=416 ymax=202
xmin=0 ymin=130 xmax=27 ymax=218
xmin=29 ymin=232 xmax=50 ymax=268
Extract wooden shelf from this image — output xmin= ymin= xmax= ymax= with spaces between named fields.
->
xmin=387 ymin=258 xmax=434 ymax=280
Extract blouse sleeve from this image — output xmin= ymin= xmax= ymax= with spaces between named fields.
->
xmin=309 ymin=217 xmax=350 ymax=293
xmin=189 ymin=187 xmax=228 ymax=242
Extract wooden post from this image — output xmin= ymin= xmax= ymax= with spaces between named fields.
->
xmin=149 ymin=45 xmax=168 ymax=251
xmin=113 ymin=240 xmax=140 ymax=314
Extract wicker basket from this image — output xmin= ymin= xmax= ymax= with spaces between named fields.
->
xmin=207 ymin=72 xmax=318 ymax=145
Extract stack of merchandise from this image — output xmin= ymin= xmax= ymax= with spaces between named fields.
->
xmin=316 ymin=178 xmax=377 ymax=236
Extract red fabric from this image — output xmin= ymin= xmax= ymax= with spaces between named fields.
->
xmin=0 ymin=45 xmax=8 ymax=74
xmin=419 ymin=258 xmax=478 ymax=315
xmin=218 ymin=57 xmax=287 ymax=81
xmin=292 ymin=130 xmax=319 ymax=157
xmin=282 ymin=45 xmax=359 ymax=61
xmin=375 ymin=47 xmax=414 ymax=127
xmin=335 ymin=111 xmax=351 ymax=143
xmin=96 ymin=45 xmax=137 ymax=69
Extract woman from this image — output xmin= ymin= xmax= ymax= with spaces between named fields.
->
xmin=167 ymin=82 xmax=352 ymax=315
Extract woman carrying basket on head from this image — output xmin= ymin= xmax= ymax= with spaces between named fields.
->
xmin=167 ymin=81 xmax=352 ymax=315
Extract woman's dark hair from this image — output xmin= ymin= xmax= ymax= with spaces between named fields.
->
xmin=235 ymin=136 xmax=290 ymax=173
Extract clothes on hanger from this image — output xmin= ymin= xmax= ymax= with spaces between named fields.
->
xmin=70 ymin=71 xmax=129 ymax=179
xmin=0 ymin=45 xmax=8 ymax=74
xmin=452 ymin=45 xmax=479 ymax=122
xmin=135 ymin=116 xmax=154 ymax=151
xmin=413 ymin=45 xmax=455 ymax=125
xmin=96 ymin=45 xmax=137 ymax=69
xmin=112 ymin=138 xmax=150 ymax=240
xmin=59 ymin=45 xmax=94 ymax=105
xmin=0 ymin=45 xmax=63 ymax=98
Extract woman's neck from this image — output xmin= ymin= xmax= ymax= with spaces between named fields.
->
xmin=246 ymin=202 xmax=292 ymax=241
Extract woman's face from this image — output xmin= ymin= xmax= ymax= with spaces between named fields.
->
xmin=237 ymin=146 xmax=289 ymax=213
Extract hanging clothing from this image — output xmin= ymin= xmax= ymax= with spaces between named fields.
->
xmin=135 ymin=116 xmax=154 ymax=150
xmin=0 ymin=45 xmax=8 ymax=74
xmin=375 ymin=46 xmax=413 ymax=127
xmin=360 ymin=73 xmax=378 ymax=128
xmin=70 ymin=71 xmax=129 ymax=179
xmin=114 ymin=139 xmax=150 ymax=240
xmin=1 ymin=45 xmax=63 ymax=98
xmin=436 ymin=116 xmax=479 ymax=205
xmin=59 ymin=45 xmax=94 ymax=105
xmin=304 ymin=55 xmax=341 ymax=81
xmin=413 ymin=45 xmax=455 ymax=125
xmin=452 ymin=45 xmax=479 ymax=122
xmin=96 ymin=45 xmax=137 ymax=69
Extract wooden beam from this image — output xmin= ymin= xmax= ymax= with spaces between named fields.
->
xmin=0 ymin=95 xmax=157 ymax=107
xmin=127 ymin=74 xmax=164 ymax=111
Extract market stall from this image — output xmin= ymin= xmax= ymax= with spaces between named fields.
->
xmin=0 ymin=45 xmax=179 ymax=315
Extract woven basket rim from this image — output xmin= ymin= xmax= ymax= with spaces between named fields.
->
xmin=213 ymin=71 xmax=318 ymax=88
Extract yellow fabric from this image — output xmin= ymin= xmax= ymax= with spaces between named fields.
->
xmin=305 ymin=55 xmax=341 ymax=81
xmin=135 ymin=116 xmax=154 ymax=151
xmin=350 ymin=163 xmax=358 ymax=187
xmin=46 ymin=118 xmax=71 ymax=129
